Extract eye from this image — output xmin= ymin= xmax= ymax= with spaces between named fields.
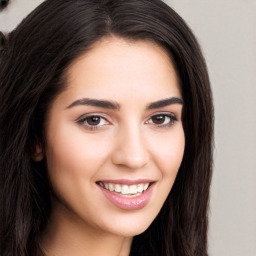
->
xmin=76 ymin=115 xmax=109 ymax=130
xmin=147 ymin=113 xmax=177 ymax=127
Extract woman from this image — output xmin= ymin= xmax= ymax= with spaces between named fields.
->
xmin=0 ymin=0 xmax=214 ymax=255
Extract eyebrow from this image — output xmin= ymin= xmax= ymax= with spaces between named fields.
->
xmin=146 ymin=97 xmax=183 ymax=109
xmin=66 ymin=97 xmax=183 ymax=110
xmin=66 ymin=98 xmax=120 ymax=110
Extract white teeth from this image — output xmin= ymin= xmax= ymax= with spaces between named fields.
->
xmin=129 ymin=185 xmax=138 ymax=194
xmin=109 ymin=183 xmax=114 ymax=191
xmin=99 ymin=182 xmax=151 ymax=195
xmin=144 ymin=183 xmax=149 ymax=190
xmin=114 ymin=184 xmax=122 ymax=193
xmin=121 ymin=185 xmax=129 ymax=195
xmin=137 ymin=184 xmax=144 ymax=193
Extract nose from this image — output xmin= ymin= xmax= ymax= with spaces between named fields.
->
xmin=111 ymin=125 xmax=150 ymax=170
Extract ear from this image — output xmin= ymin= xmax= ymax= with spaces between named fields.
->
xmin=32 ymin=144 xmax=44 ymax=161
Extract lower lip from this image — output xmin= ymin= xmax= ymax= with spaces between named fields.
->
xmin=98 ymin=183 xmax=154 ymax=210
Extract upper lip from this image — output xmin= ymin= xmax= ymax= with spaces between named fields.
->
xmin=96 ymin=179 xmax=155 ymax=185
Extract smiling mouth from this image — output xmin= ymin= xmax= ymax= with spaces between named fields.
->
xmin=97 ymin=181 xmax=153 ymax=198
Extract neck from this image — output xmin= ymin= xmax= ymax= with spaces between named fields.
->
xmin=40 ymin=202 xmax=132 ymax=256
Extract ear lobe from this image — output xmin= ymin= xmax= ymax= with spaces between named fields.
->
xmin=32 ymin=145 xmax=44 ymax=161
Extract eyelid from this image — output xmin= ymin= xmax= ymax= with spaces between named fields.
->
xmin=76 ymin=113 xmax=111 ymax=130
xmin=145 ymin=112 xmax=178 ymax=127
xmin=76 ymin=112 xmax=111 ymax=121
xmin=145 ymin=111 xmax=177 ymax=121
xmin=75 ymin=111 xmax=178 ymax=131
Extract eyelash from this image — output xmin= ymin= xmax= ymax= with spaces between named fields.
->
xmin=76 ymin=113 xmax=177 ymax=131
xmin=76 ymin=114 xmax=109 ymax=131
xmin=146 ymin=113 xmax=177 ymax=128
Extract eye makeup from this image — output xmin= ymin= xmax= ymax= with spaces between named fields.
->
xmin=75 ymin=112 xmax=178 ymax=131
xmin=147 ymin=113 xmax=177 ymax=128
xmin=76 ymin=114 xmax=110 ymax=131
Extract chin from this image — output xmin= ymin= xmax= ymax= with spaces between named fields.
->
xmin=95 ymin=209 xmax=158 ymax=238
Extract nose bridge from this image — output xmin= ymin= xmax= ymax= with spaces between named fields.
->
xmin=111 ymin=121 xmax=149 ymax=169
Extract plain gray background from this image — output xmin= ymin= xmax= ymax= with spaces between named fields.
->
xmin=1 ymin=1 xmax=255 ymax=255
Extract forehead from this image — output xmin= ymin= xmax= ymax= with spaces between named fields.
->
xmin=62 ymin=36 xmax=181 ymax=104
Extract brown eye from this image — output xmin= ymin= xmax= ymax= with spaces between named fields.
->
xmin=148 ymin=114 xmax=177 ymax=127
xmin=77 ymin=115 xmax=109 ymax=130
xmin=86 ymin=116 xmax=101 ymax=126
xmin=151 ymin=115 xmax=166 ymax=124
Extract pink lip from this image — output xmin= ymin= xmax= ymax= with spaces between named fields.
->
xmin=98 ymin=182 xmax=155 ymax=210
xmin=98 ymin=178 xmax=154 ymax=185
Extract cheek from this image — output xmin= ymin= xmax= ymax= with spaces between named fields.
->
xmin=45 ymin=136 xmax=86 ymax=202
xmin=44 ymin=127 xmax=113 ymax=214
xmin=150 ymin=128 xmax=185 ymax=178
xmin=45 ymin=124 xmax=113 ymax=183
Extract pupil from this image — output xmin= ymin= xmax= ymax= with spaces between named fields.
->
xmin=153 ymin=115 xmax=164 ymax=124
xmin=88 ymin=116 xmax=100 ymax=125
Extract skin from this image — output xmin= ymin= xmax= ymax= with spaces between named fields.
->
xmin=38 ymin=36 xmax=185 ymax=256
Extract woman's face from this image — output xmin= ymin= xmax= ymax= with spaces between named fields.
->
xmin=44 ymin=37 xmax=185 ymax=237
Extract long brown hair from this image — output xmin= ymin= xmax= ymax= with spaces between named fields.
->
xmin=0 ymin=0 xmax=214 ymax=255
